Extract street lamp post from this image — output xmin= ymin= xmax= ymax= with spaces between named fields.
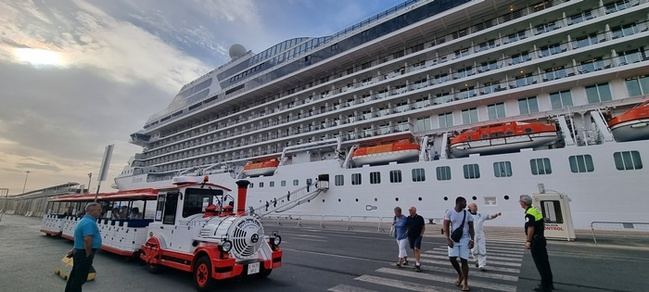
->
xmin=87 ymin=173 xmax=92 ymax=193
xmin=22 ymin=170 xmax=30 ymax=194
xmin=0 ymin=188 xmax=9 ymax=223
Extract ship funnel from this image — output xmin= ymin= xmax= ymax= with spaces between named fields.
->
xmin=235 ymin=180 xmax=251 ymax=215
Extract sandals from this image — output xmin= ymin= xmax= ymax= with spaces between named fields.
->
xmin=461 ymin=284 xmax=471 ymax=291
xmin=395 ymin=262 xmax=403 ymax=268
xmin=455 ymin=279 xmax=462 ymax=287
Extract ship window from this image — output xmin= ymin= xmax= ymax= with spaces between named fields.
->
xmin=281 ymin=180 xmax=286 ymax=187
xmin=436 ymin=166 xmax=451 ymax=181
xmin=625 ymin=76 xmax=649 ymax=97
xmin=463 ymin=164 xmax=481 ymax=179
xmin=352 ymin=173 xmax=362 ymax=185
xmin=569 ymin=155 xmax=595 ymax=173
xmin=411 ymin=168 xmax=426 ymax=182
xmin=269 ymin=181 xmax=275 ymax=187
xmin=249 ymin=183 xmax=253 ymax=188
xmin=518 ymin=97 xmax=539 ymax=115
xmin=614 ymin=151 xmax=643 ymax=170
xmin=335 ymin=175 xmax=344 ymax=186
xmin=259 ymin=182 xmax=264 ymax=188
xmin=293 ymin=179 xmax=299 ymax=186
xmin=370 ymin=172 xmax=381 ymax=184
xmin=585 ymin=83 xmax=612 ymax=104
xmin=389 ymin=170 xmax=402 ymax=183
xmin=530 ymin=158 xmax=552 ymax=175
xmin=487 ymin=102 xmax=506 ymax=120
xmin=493 ymin=161 xmax=512 ymax=177
xmin=549 ymin=90 xmax=573 ymax=110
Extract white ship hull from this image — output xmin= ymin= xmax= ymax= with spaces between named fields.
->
xmin=116 ymin=140 xmax=649 ymax=230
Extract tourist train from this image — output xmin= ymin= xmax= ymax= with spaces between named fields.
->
xmin=114 ymin=0 xmax=649 ymax=230
xmin=40 ymin=177 xmax=285 ymax=291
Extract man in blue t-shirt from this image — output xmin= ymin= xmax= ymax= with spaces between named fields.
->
xmin=65 ymin=203 xmax=102 ymax=292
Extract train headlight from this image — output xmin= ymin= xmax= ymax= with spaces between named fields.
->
xmin=272 ymin=235 xmax=282 ymax=246
xmin=220 ymin=240 xmax=232 ymax=253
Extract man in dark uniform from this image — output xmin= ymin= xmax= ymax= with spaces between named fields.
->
xmin=519 ymin=194 xmax=553 ymax=291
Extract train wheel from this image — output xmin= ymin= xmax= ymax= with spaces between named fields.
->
xmin=193 ymin=256 xmax=214 ymax=291
xmin=257 ymin=267 xmax=272 ymax=279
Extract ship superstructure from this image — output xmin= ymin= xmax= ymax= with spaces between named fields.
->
xmin=117 ymin=0 xmax=649 ymax=228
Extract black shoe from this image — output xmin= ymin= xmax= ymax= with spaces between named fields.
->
xmin=533 ymin=285 xmax=554 ymax=292
xmin=415 ymin=264 xmax=422 ymax=272
xmin=403 ymin=259 xmax=409 ymax=266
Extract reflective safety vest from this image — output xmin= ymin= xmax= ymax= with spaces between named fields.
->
xmin=526 ymin=207 xmax=543 ymax=222
xmin=525 ymin=207 xmax=545 ymax=238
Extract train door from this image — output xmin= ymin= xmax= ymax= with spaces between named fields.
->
xmin=153 ymin=192 xmax=180 ymax=249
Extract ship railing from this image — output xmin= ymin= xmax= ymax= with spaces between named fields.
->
xmin=264 ymin=214 xmax=446 ymax=234
xmin=590 ymin=221 xmax=649 ymax=245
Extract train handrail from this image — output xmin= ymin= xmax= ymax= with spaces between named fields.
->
xmin=590 ymin=221 xmax=649 ymax=244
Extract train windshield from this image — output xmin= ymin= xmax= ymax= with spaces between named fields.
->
xmin=182 ymin=188 xmax=224 ymax=218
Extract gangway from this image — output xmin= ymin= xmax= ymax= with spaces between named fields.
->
xmin=248 ymin=174 xmax=329 ymax=217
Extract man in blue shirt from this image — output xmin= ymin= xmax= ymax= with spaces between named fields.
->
xmin=65 ymin=202 xmax=102 ymax=292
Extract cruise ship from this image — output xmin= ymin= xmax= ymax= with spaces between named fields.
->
xmin=116 ymin=0 xmax=649 ymax=229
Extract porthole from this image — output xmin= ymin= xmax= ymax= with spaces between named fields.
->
xmin=322 ymin=199 xmax=325 ymax=203
xmin=395 ymin=197 xmax=399 ymax=201
xmin=355 ymin=198 xmax=359 ymax=202
xmin=472 ymin=196 xmax=477 ymax=201
xmin=418 ymin=197 xmax=422 ymax=201
xmin=504 ymin=195 xmax=510 ymax=200
xmin=443 ymin=196 xmax=448 ymax=201
xmin=374 ymin=198 xmax=378 ymax=202
xmin=338 ymin=198 xmax=341 ymax=202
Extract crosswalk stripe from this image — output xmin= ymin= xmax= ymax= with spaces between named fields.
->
xmin=482 ymin=241 xmax=525 ymax=247
xmin=487 ymin=245 xmax=525 ymax=253
xmin=393 ymin=263 xmax=518 ymax=282
xmin=432 ymin=247 xmax=524 ymax=256
xmin=328 ymin=284 xmax=378 ymax=292
xmin=425 ymin=250 xmax=523 ymax=262
xmin=355 ymin=274 xmax=457 ymax=292
xmin=418 ymin=258 xmax=521 ymax=274
xmin=420 ymin=254 xmax=522 ymax=267
xmin=376 ymin=267 xmax=517 ymax=292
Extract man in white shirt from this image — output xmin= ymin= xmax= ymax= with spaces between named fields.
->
xmin=444 ymin=196 xmax=475 ymax=291
xmin=468 ymin=202 xmax=501 ymax=270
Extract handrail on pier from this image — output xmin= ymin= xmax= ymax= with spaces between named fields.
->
xmin=590 ymin=221 xmax=649 ymax=244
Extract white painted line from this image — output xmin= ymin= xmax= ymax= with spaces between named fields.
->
xmin=282 ymin=248 xmax=386 ymax=264
xmin=485 ymin=246 xmax=526 ymax=253
xmin=328 ymin=284 xmax=378 ymax=292
xmin=418 ymin=258 xmax=521 ymax=274
xmin=426 ymin=249 xmax=523 ymax=261
xmin=376 ymin=268 xmax=517 ymax=292
xmin=294 ymin=234 xmax=327 ymax=239
xmin=355 ymin=275 xmax=457 ymax=292
xmin=391 ymin=263 xmax=519 ymax=282
xmin=420 ymin=254 xmax=521 ymax=267
xmin=288 ymin=237 xmax=328 ymax=242
xmin=432 ymin=247 xmax=524 ymax=256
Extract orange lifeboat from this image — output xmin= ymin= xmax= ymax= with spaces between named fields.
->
xmin=608 ymin=100 xmax=649 ymax=142
xmin=242 ymin=158 xmax=279 ymax=176
xmin=351 ymin=139 xmax=420 ymax=166
xmin=450 ymin=121 xmax=558 ymax=156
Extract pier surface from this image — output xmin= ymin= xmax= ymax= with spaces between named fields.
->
xmin=1 ymin=215 xmax=648 ymax=291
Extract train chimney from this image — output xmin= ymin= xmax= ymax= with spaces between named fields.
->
xmin=235 ymin=180 xmax=251 ymax=215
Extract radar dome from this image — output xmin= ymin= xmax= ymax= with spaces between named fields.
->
xmin=229 ymin=44 xmax=247 ymax=59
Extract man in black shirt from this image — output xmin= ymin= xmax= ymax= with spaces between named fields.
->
xmin=406 ymin=206 xmax=425 ymax=272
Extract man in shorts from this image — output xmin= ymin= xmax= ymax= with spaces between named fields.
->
xmin=444 ymin=196 xmax=475 ymax=291
xmin=406 ymin=206 xmax=425 ymax=272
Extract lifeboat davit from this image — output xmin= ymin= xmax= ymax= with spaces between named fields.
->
xmin=608 ymin=100 xmax=649 ymax=142
xmin=450 ymin=121 xmax=558 ymax=157
xmin=351 ymin=139 xmax=420 ymax=166
xmin=242 ymin=158 xmax=279 ymax=176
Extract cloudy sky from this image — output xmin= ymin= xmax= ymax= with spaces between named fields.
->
xmin=0 ymin=0 xmax=402 ymax=195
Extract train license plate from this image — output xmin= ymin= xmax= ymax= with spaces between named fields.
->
xmin=247 ymin=262 xmax=260 ymax=275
